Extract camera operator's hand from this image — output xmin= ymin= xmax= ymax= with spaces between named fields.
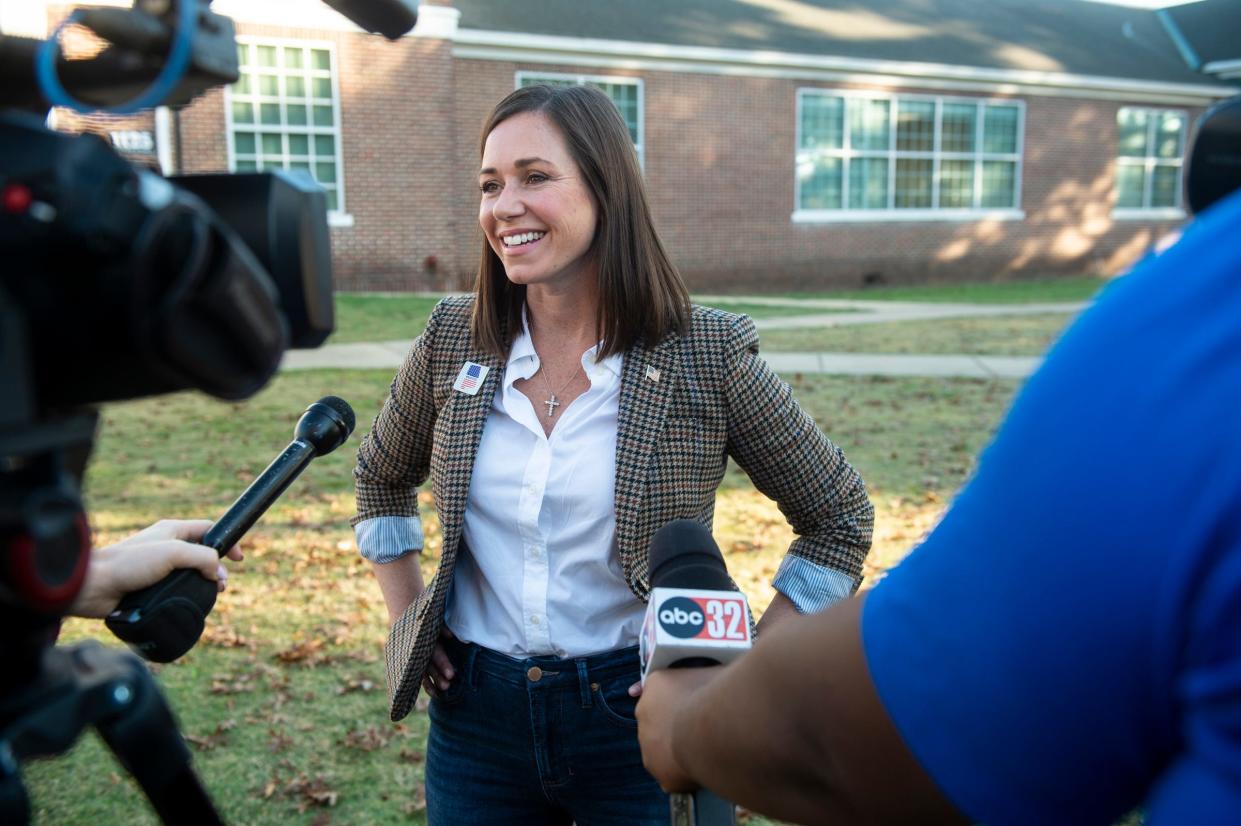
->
xmin=70 ymin=520 xmax=244 ymax=619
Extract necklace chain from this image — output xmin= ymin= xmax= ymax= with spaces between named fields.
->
xmin=534 ymin=357 xmax=582 ymax=418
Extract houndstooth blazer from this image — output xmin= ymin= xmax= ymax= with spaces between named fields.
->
xmin=353 ymin=295 xmax=874 ymax=721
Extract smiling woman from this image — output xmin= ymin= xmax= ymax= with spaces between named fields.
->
xmin=476 ymin=111 xmax=599 ymax=297
xmin=351 ymin=83 xmax=874 ymax=826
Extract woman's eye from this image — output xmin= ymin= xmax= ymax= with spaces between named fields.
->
xmin=479 ymin=181 xmax=500 ymax=194
xmin=526 ymin=172 xmax=548 ymax=184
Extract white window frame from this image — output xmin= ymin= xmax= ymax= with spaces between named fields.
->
xmin=515 ymin=70 xmax=645 ymax=169
xmin=224 ymin=37 xmax=352 ymax=227
xmin=1112 ymin=106 xmax=1187 ymax=221
xmin=793 ymin=88 xmax=1026 ymax=223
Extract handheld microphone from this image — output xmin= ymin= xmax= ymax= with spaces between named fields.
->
xmin=104 ymin=396 xmax=355 ymax=662
xmin=641 ymin=519 xmax=752 ymax=826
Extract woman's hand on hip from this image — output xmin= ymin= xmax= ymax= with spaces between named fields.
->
xmin=422 ymin=626 xmax=457 ymax=697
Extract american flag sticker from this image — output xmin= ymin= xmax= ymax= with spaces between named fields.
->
xmin=453 ymin=361 xmax=489 ymax=395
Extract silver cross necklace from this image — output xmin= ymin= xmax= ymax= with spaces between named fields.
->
xmin=535 ymin=358 xmax=582 ymax=417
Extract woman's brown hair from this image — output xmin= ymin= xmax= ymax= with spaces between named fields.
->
xmin=471 ymin=84 xmax=690 ymax=358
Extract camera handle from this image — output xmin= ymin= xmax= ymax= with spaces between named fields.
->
xmin=0 ymin=641 xmax=221 ymax=825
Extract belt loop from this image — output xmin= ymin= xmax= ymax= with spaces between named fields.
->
xmin=576 ymin=659 xmax=592 ymax=708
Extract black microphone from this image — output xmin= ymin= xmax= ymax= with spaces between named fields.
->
xmin=323 ymin=0 xmax=418 ymax=40
xmin=642 ymin=519 xmax=749 ymax=826
xmin=105 ymin=396 xmax=355 ymax=662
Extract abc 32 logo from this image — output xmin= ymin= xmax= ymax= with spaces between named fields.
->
xmin=657 ymin=596 xmax=747 ymax=641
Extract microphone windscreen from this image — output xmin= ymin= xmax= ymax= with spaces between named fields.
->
xmin=648 ymin=519 xmax=731 ymax=591
xmin=316 ymin=394 xmax=356 ymax=435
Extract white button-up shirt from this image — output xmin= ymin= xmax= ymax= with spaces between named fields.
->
xmin=444 ymin=325 xmax=645 ymax=658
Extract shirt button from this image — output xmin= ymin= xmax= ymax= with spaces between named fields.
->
xmin=527 ymin=666 xmax=543 ymax=682
xmin=530 ymin=547 xmax=540 ymax=558
xmin=530 ymin=614 xmax=541 ymax=625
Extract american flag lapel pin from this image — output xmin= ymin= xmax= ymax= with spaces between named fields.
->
xmin=645 ymin=365 xmax=660 ymax=383
xmin=454 ymin=361 xmax=489 ymax=395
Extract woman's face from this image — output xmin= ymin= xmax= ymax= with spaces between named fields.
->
xmin=478 ymin=111 xmax=599 ymax=291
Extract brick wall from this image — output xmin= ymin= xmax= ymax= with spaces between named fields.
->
xmin=175 ymin=23 xmax=459 ymax=292
xmin=451 ymin=60 xmax=1198 ymax=292
xmin=48 ymin=0 xmax=1200 ymax=294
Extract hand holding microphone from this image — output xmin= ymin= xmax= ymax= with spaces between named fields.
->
xmin=104 ymin=396 xmax=355 ymax=662
xmin=638 ymin=519 xmax=752 ymax=826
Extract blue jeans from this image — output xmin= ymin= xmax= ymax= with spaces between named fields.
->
xmin=425 ymin=637 xmax=670 ymax=825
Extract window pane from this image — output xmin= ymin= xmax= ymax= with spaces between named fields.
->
xmin=325 ymin=189 xmax=338 ymax=211
xmin=237 ymin=43 xmax=250 ymax=67
xmin=1115 ymin=163 xmax=1146 ymax=207
xmin=283 ymin=47 xmax=304 ymax=69
xmin=314 ymin=135 xmax=335 ymax=156
xmin=288 ymin=134 xmax=309 ymax=156
xmin=523 ymin=75 xmax=574 ymax=88
xmin=983 ymin=105 xmax=1019 ymax=154
xmin=256 ymin=45 xmax=278 ymax=67
xmin=849 ymin=98 xmax=890 ymax=151
xmin=312 ymin=77 xmax=332 ymax=99
xmin=800 ymin=95 xmax=843 ymax=150
xmin=1151 ymin=164 xmax=1180 ymax=207
xmin=285 ymin=76 xmax=305 ymax=98
xmin=896 ymin=101 xmax=935 ymax=152
xmin=981 ymin=160 xmax=1017 ymax=207
xmin=261 ymin=133 xmax=282 ymax=155
xmin=311 ymin=49 xmax=331 ymax=71
xmin=235 ymin=74 xmax=252 ymax=95
xmin=894 ymin=158 xmax=933 ymax=207
xmin=260 ymin=103 xmax=281 ymax=125
xmin=799 ymin=156 xmax=842 ymax=209
xmin=234 ymin=132 xmax=256 ymax=155
xmin=257 ymin=74 xmax=278 ymax=96
xmin=1117 ymin=108 xmax=1149 ymax=157
xmin=289 ymin=160 xmax=311 ymax=174
xmin=939 ymin=160 xmax=975 ymax=208
xmin=313 ymin=105 xmax=333 ymax=126
xmin=262 ymin=155 xmax=284 ymax=167
xmin=287 ymin=105 xmax=308 ymax=126
xmin=941 ymin=103 xmax=976 ymax=153
xmin=315 ymin=161 xmax=337 ymax=185
xmin=1154 ymin=112 xmax=1184 ymax=159
xmin=848 ymin=158 xmax=888 ymax=209
xmin=236 ymin=159 xmax=257 ymax=172
xmin=232 ymin=101 xmax=254 ymax=124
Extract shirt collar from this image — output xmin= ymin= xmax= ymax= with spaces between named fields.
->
xmin=507 ymin=306 xmax=625 ymax=383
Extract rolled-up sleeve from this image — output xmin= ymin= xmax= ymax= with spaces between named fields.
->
xmin=355 ymin=515 xmax=423 ymax=563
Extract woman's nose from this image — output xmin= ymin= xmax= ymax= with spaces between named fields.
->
xmin=492 ymin=183 xmax=525 ymax=219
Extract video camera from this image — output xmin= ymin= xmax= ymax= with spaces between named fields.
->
xmin=0 ymin=1 xmax=416 ymax=822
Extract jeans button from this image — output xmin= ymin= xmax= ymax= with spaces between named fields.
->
xmin=527 ymin=666 xmax=543 ymax=682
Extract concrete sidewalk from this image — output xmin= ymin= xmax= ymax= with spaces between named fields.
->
xmin=281 ymin=342 xmax=1041 ymax=379
xmin=283 ymin=294 xmax=1079 ymax=379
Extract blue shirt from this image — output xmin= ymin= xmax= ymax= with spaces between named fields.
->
xmin=863 ymin=189 xmax=1241 ymax=826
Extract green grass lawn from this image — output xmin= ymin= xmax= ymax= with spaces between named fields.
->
xmin=328 ymin=277 xmax=1102 ymax=345
xmin=757 ymin=312 xmax=1079 ymax=357
xmin=779 ymin=275 xmax=1109 ymax=304
xmin=27 ymin=368 xmax=1019 ymax=824
xmin=329 ymin=294 xmax=444 ymax=344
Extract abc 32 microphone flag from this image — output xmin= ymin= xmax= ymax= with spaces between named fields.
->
xmin=640 ymin=587 xmax=753 ymax=682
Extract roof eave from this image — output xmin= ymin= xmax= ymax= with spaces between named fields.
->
xmin=454 ymin=28 xmax=1235 ymax=106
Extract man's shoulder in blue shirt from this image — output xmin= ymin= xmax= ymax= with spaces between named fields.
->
xmin=862 ymin=190 xmax=1241 ymax=825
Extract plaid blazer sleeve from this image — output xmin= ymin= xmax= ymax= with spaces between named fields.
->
xmin=351 ymin=300 xmax=445 ymax=527
xmin=720 ymin=313 xmax=874 ymax=586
